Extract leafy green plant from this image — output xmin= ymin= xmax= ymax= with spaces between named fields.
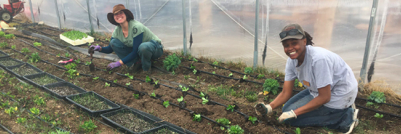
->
xmin=193 ymin=69 xmax=197 ymax=74
xmin=150 ymin=91 xmax=156 ymax=97
xmin=65 ymin=52 xmax=70 ymax=58
xmin=244 ymin=67 xmax=253 ymax=74
xmin=172 ymin=71 xmax=176 ymax=75
xmin=64 ymin=63 xmax=77 ymax=70
xmin=34 ymin=95 xmax=45 ymax=105
xmin=163 ymin=101 xmax=170 ymax=108
xmin=200 ymin=92 xmax=205 ymax=98
xmin=263 ymin=78 xmax=280 ymax=95
xmin=368 ymin=91 xmax=386 ymax=104
xmin=227 ymin=125 xmax=244 ymax=134
xmin=126 ymin=82 xmax=131 ymax=86
xmin=190 ymin=64 xmax=196 ymax=70
xmin=177 ymin=96 xmax=184 ymax=102
xmin=0 ymin=31 xmax=4 ymax=37
xmin=257 ymin=74 xmax=265 ymax=79
xmin=242 ymin=75 xmax=248 ymax=80
xmin=33 ymin=42 xmax=42 ymax=47
xmin=5 ymin=34 xmax=14 ymax=39
xmin=85 ymin=61 xmax=92 ymax=65
xmin=202 ymin=97 xmax=209 ymax=104
xmin=193 ymin=114 xmax=201 ymax=122
xmin=79 ymin=120 xmax=97 ymax=132
xmin=75 ymin=59 xmax=81 ymax=63
xmin=192 ymin=58 xmax=198 ymax=62
xmin=30 ymin=107 xmax=40 ymax=115
xmin=0 ymin=42 xmax=7 ymax=48
xmin=66 ymin=69 xmax=78 ymax=79
xmin=212 ymin=71 xmax=216 ymax=74
xmin=216 ymin=118 xmax=230 ymax=130
xmin=48 ymin=129 xmax=71 ymax=134
xmin=145 ymin=76 xmax=151 ymax=83
xmin=133 ymin=94 xmax=139 ymax=99
xmin=294 ymin=127 xmax=301 ymax=134
xmin=184 ymin=75 xmax=189 ymax=80
xmin=213 ymin=61 xmax=219 ymax=65
xmin=163 ymin=53 xmax=181 ymax=71
xmin=374 ymin=113 xmax=383 ymax=118
xmin=104 ymin=82 xmax=110 ymax=87
xmin=245 ymin=93 xmax=258 ymax=102
xmin=16 ymin=117 xmax=26 ymax=124
xmin=154 ymin=80 xmax=159 ymax=85
xmin=29 ymin=52 xmax=41 ymax=63
xmin=229 ymin=73 xmax=233 ymax=77
xmin=226 ymin=105 xmax=235 ymax=112
xmin=5 ymin=107 xmax=17 ymax=116
xmin=11 ymin=45 xmax=16 ymax=49
xmin=62 ymin=30 xmax=89 ymax=40
xmin=113 ymin=79 xmax=117 ymax=83
xmin=179 ymin=85 xmax=189 ymax=92
xmin=248 ymin=116 xmax=257 ymax=124
xmin=21 ymin=48 xmax=30 ymax=53
xmin=93 ymin=77 xmax=99 ymax=80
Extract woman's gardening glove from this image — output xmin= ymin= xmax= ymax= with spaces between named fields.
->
xmin=278 ymin=110 xmax=297 ymax=123
xmin=90 ymin=45 xmax=101 ymax=51
xmin=254 ymin=103 xmax=273 ymax=116
xmin=107 ymin=61 xmax=122 ymax=70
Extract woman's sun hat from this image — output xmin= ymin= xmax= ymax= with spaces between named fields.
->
xmin=107 ymin=4 xmax=134 ymax=26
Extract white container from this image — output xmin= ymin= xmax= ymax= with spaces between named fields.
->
xmin=60 ymin=34 xmax=94 ymax=46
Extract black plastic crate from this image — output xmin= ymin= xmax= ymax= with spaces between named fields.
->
xmin=6 ymin=63 xmax=43 ymax=78
xmin=0 ymin=50 xmax=8 ymax=58
xmin=43 ymin=81 xmax=87 ymax=99
xmin=0 ymin=57 xmax=23 ymax=68
xmin=23 ymin=73 xmax=65 ymax=88
xmin=101 ymin=108 xmax=162 ymax=134
xmin=66 ymin=91 xmax=120 ymax=117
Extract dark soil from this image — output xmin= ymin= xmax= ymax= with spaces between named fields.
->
xmin=11 ymin=64 xmax=40 ymax=76
xmin=48 ymin=86 xmax=80 ymax=96
xmin=0 ymin=58 xmax=21 ymax=66
xmin=151 ymin=128 xmax=178 ymax=134
xmin=30 ymin=75 xmax=59 ymax=85
xmin=255 ymin=104 xmax=267 ymax=115
xmin=71 ymin=94 xmax=111 ymax=111
xmin=108 ymin=112 xmax=156 ymax=132
xmin=0 ymin=53 xmax=5 ymax=57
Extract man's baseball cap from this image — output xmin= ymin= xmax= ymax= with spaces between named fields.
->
xmin=279 ymin=24 xmax=306 ymax=42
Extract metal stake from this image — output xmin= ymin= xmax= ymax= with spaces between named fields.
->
xmin=253 ymin=0 xmax=260 ymax=69
xmin=28 ymin=0 xmax=34 ymax=23
xmin=54 ymin=0 xmax=61 ymax=29
xmin=86 ymin=0 xmax=94 ymax=35
xmin=181 ymin=0 xmax=187 ymax=56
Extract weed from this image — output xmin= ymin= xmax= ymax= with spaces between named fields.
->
xmin=145 ymin=76 xmax=151 ymax=83
xmin=257 ymin=74 xmax=265 ymax=79
xmin=65 ymin=52 xmax=70 ymax=58
xmin=11 ymin=45 xmax=16 ymax=49
xmin=33 ymin=42 xmax=42 ymax=47
xmin=79 ymin=120 xmax=97 ymax=132
xmin=248 ymin=116 xmax=257 ymax=124
xmin=374 ymin=113 xmax=383 ymax=118
xmin=263 ymin=78 xmax=280 ymax=95
xmin=85 ymin=61 xmax=91 ymax=65
xmin=244 ymin=67 xmax=253 ymax=74
xmin=294 ymin=127 xmax=301 ymax=134
xmin=105 ymin=82 xmax=110 ymax=87
xmin=34 ymin=95 xmax=45 ymax=106
xmin=5 ymin=34 xmax=14 ymax=39
xmin=228 ymin=125 xmax=244 ymax=134
xmin=177 ymin=96 xmax=184 ymax=102
xmin=0 ymin=42 xmax=7 ymax=48
xmin=202 ymin=97 xmax=209 ymax=105
xmin=163 ymin=101 xmax=170 ymax=108
xmin=21 ymin=48 xmax=30 ymax=53
xmin=93 ymin=77 xmax=99 ymax=80
xmin=29 ymin=52 xmax=41 ymax=63
xmin=163 ymin=53 xmax=181 ymax=71
xmin=213 ymin=61 xmax=219 ymax=65
xmin=16 ymin=117 xmax=26 ymax=124
xmin=193 ymin=114 xmax=201 ymax=122
xmin=133 ymin=94 xmax=139 ymax=99
xmin=226 ymin=105 xmax=235 ymax=112
xmin=30 ymin=107 xmax=40 ymax=115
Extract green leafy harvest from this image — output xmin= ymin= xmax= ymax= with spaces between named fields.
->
xmin=163 ymin=53 xmax=181 ymax=71
xmin=263 ymin=78 xmax=280 ymax=95
xmin=62 ymin=30 xmax=89 ymax=40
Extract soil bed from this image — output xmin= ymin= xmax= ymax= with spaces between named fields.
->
xmin=71 ymin=93 xmax=111 ymax=111
xmin=48 ymin=86 xmax=80 ymax=96
xmin=152 ymin=128 xmax=178 ymax=134
xmin=0 ymin=58 xmax=21 ymax=66
xmin=31 ymin=75 xmax=59 ymax=85
xmin=108 ymin=112 xmax=156 ymax=132
xmin=11 ymin=64 xmax=40 ymax=76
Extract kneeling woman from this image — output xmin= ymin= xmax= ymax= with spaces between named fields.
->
xmin=255 ymin=24 xmax=358 ymax=134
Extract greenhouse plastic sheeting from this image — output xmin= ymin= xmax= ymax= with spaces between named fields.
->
xmin=14 ymin=0 xmax=401 ymax=94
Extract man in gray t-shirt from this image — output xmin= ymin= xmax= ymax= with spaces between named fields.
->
xmin=254 ymin=24 xmax=359 ymax=134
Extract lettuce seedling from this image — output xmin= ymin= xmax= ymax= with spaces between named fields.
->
xmin=226 ymin=105 xmax=235 ymax=112
xmin=257 ymin=74 xmax=265 ymax=79
xmin=33 ymin=42 xmax=42 ymax=47
xmin=213 ymin=61 xmax=219 ymax=65
xmin=229 ymin=73 xmax=233 ymax=77
xmin=193 ymin=69 xmax=197 ymax=74
xmin=227 ymin=125 xmax=244 ymax=134
xmin=294 ymin=127 xmax=301 ymax=134
xmin=263 ymin=78 xmax=280 ymax=95
xmin=179 ymin=85 xmax=189 ymax=92
xmin=163 ymin=101 xmax=170 ymax=108
xmin=133 ymin=94 xmax=139 ymax=99
xmin=145 ymin=76 xmax=151 ymax=83
xmin=216 ymin=118 xmax=230 ymax=130
xmin=104 ymin=82 xmax=110 ymax=87
xmin=193 ymin=114 xmax=201 ymax=122
xmin=177 ymin=96 xmax=184 ymax=102
xmin=374 ymin=113 xmax=383 ymax=118
xmin=202 ymin=97 xmax=209 ymax=105
xmin=150 ymin=91 xmax=156 ymax=97
xmin=93 ymin=77 xmax=99 ymax=80
xmin=244 ymin=67 xmax=253 ymax=74
xmin=368 ymin=91 xmax=386 ymax=104
xmin=248 ymin=116 xmax=257 ymax=124
xmin=200 ymin=92 xmax=205 ymax=98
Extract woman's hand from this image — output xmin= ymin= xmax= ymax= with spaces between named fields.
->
xmin=90 ymin=45 xmax=101 ymax=51
xmin=278 ymin=110 xmax=297 ymax=123
xmin=254 ymin=103 xmax=273 ymax=116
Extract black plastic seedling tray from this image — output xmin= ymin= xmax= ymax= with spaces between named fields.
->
xmin=6 ymin=63 xmax=43 ymax=78
xmin=23 ymin=72 xmax=65 ymax=88
xmin=66 ymin=91 xmax=120 ymax=117
xmin=0 ymin=57 xmax=24 ymax=68
xmin=142 ymin=125 xmax=189 ymax=134
xmin=43 ymin=81 xmax=87 ymax=99
xmin=0 ymin=50 xmax=9 ymax=58
xmin=101 ymin=108 xmax=162 ymax=134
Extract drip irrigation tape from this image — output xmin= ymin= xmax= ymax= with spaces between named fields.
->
xmin=27 ymin=27 xmax=57 ymax=37
xmin=356 ymin=104 xmax=401 ymax=118
xmin=356 ymin=97 xmax=401 ymax=109
xmin=0 ymin=123 xmax=13 ymax=134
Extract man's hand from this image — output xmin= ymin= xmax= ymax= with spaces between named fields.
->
xmin=107 ymin=61 xmax=122 ymax=70
xmin=254 ymin=103 xmax=273 ymax=116
xmin=278 ymin=110 xmax=297 ymax=123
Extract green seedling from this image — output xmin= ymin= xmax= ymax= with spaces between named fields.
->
xmin=177 ymin=96 xmax=184 ymax=102
xmin=228 ymin=125 xmax=244 ymax=134
xmin=244 ymin=67 xmax=253 ymax=74
xmin=163 ymin=53 xmax=181 ymax=71
xmin=62 ymin=30 xmax=89 ymax=40
xmin=16 ymin=117 xmax=26 ymax=124
xmin=33 ymin=42 xmax=42 ymax=47
xmin=105 ymin=82 xmax=110 ymax=87
xmin=64 ymin=63 xmax=77 ymax=70
xmin=163 ymin=101 xmax=170 ymax=108
xmin=200 ymin=92 xmax=205 ymax=98
xmin=48 ymin=129 xmax=70 ymax=134
xmin=248 ymin=116 xmax=257 ymax=124
xmin=150 ymin=91 xmax=156 ymax=97
xmin=125 ymin=73 xmax=130 ymax=76
xmin=212 ymin=71 xmax=216 ymax=74
xmin=29 ymin=52 xmax=41 ymax=63
xmin=145 ymin=76 xmax=151 ymax=83
xmin=75 ymin=59 xmax=81 ymax=63
xmin=242 ymin=75 xmax=248 ymax=80
xmin=179 ymin=85 xmax=189 ymax=92
xmin=85 ymin=61 xmax=91 ymax=65
xmin=172 ymin=71 xmax=176 ymax=75
xmin=216 ymin=118 xmax=230 ymax=130
xmin=0 ymin=42 xmax=7 ymax=48
xmin=190 ymin=64 xmax=196 ymax=70
xmin=11 ymin=45 xmax=16 ymax=49
xmin=93 ymin=77 xmax=99 ymax=80
xmin=192 ymin=58 xmax=198 ymax=62
xmin=257 ymin=74 xmax=265 ymax=79
xmin=193 ymin=114 xmax=201 ymax=122
xmin=113 ymin=79 xmax=117 ymax=83
xmin=0 ymin=31 xmax=4 ymax=37
xmin=226 ymin=105 xmax=235 ymax=112
xmin=133 ymin=94 xmax=139 ymax=99
xmin=5 ymin=34 xmax=14 ymax=39
xmin=374 ymin=113 xmax=383 ymax=118
xmin=202 ymin=97 xmax=209 ymax=105
xmin=229 ymin=73 xmax=233 ymax=77
xmin=30 ymin=107 xmax=40 ymax=115
xmin=213 ymin=61 xmax=219 ymax=65
xmin=184 ymin=75 xmax=189 ymax=80
xmin=294 ymin=127 xmax=301 ymax=134
xmin=368 ymin=91 xmax=386 ymax=104
xmin=193 ymin=69 xmax=197 ymax=74
xmin=154 ymin=80 xmax=159 ymax=85
xmin=5 ymin=107 xmax=17 ymax=116
xmin=21 ymin=48 xmax=30 ymax=53
xmin=79 ymin=120 xmax=97 ymax=132
xmin=65 ymin=52 xmax=70 ymax=58
xmin=34 ymin=95 xmax=45 ymax=106
xmin=56 ymin=53 xmax=61 ymax=57
xmin=126 ymin=82 xmax=131 ymax=86
xmin=66 ymin=69 xmax=78 ymax=79
xmin=128 ymin=75 xmax=134 ymax=79
xmin=263 ymin=78 xmax=280 ymax=95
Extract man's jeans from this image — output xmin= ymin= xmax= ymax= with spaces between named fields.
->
xmin=110 ymin=38 xmax=163 ymax=71
xmin=282 ymin=89 xmax=354 ymax=132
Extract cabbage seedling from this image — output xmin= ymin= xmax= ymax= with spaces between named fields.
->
xmin=193 ymin=114 xmax=201 ymax=122
xmin=202 ymin=97 xmax=209 ymax=105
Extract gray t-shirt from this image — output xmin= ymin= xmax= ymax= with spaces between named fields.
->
xmin=285 ymin=45 xmax=358 ymax=109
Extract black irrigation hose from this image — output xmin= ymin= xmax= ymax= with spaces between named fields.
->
xmin=356 ymin=97 xmax=401 ymax=109
xmin=356 ymin=104 xmax=401 ymax=118
xmin=26 ymin=27 xmax=57 ymax=37
xmin=0 ymin=123 xmax=13 ymax=134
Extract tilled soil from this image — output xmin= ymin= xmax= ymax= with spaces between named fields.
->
xmin=0 ymin=58 xmax=21 ymax=67
xmin=108 ymin=112 xmax=156 ymax=132
xmin=71 ymin=94 xmax=112 ymax=111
